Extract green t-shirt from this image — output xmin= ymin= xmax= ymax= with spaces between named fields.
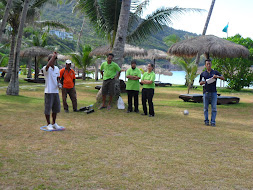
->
xmin=141 ymin=71 xmax=156 ymax=89
xmin=100 ymin=61 xmax=121 ymax=80
xmin=126 ymin=68 xmax=141 ymax=91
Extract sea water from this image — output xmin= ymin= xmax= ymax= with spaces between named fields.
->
xmin=89 ymin=71 xmax=252 ymax=89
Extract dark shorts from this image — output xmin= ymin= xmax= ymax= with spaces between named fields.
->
xmin=44 ymin=93 xmax=61 ymax=115
xmin=102 ymin=78 xmax=115 ymax=96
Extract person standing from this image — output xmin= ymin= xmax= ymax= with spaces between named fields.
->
xmin=42 ymin=52 xmax=61 ymax=130
xmin=141 ymin=63 xmax=156 ymax=117
xmin=199 ymin=59 xmax=224 ymax=127
xmin=99 ymin=53 xmax=121 ymax=110
xmin=60 ymin=60 xmax=78 ymax=113
xmin=126 ymin=60 xmax=141 ymax=113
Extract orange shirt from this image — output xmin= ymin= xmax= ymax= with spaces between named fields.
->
xmin=60 ymin=68 xmax=76 ymax=89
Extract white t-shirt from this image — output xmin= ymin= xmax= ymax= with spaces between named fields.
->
xmin=42 ymin=66 xmax=60 ymax=93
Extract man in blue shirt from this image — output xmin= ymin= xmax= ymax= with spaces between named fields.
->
xmin=199 ymin=59 xmax=224 ymax=127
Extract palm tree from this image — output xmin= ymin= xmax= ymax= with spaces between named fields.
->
xmin=3 ymin=0 xmax=58 ymax=82
xmin=70 ymin=45 xmax=93 ymax=80
xmin=163 ymin=34 xmax=181 ymax=48
xmin=6 ymin=0 xmax=30 ymax=95
xmin=0 ymin=0 xmax=13 ymax=42
xmin=72 ymin=0 xmax=202 ymax=49
xmin=171 ymin=56 xmax=198 ymax=94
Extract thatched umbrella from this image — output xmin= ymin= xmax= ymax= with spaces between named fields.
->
xmin=89 ymin=44 xmax=147 ymax=57
xmin=133 ymin=49 xmax=169 ymax=72
xmin=168 ymin=35 xmax=249 ymax=59
xmin=20 ymin=47 xmax=52 ymax=79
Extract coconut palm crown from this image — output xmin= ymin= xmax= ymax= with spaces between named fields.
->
xmin=71 ymin=0 xmax=203 ymax=48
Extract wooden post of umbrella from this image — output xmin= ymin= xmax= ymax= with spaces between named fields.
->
xmin=34 ymin=56 xmax=38 ymax=79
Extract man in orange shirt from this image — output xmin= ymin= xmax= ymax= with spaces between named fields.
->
xmin=60 ymin=60 xmax=78 ymax=112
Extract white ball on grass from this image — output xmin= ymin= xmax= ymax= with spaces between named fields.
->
xmin=183 ymin=110 xmax=189 ymax=115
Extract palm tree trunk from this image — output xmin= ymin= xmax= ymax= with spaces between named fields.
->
xmin=6 ymin=0 xmax=30 ymax=95
xmin=27 ymin=58 xmax=32 ymax=78
xmin=82 ymin=67 xmax=86 ymax=80
xmin=195 ymin=0 xmax=216 ymax=65
xmin=94 ymin=59 xmax=100 ymax=81
xmin=76 ymin=17 xmax=85 ymax=51
xmin=4 ymin=32 xmax=16 ymax=82
xmin=202 ymin=0 xmax=216 ymax=35
xmin=0 ymin=0 xmax=13 ymax=42
xmin=112 ymin=0 xmax=131 ymax=68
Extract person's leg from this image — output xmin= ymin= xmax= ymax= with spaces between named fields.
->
xmin=210 ymin=92 xmax=217 ymax=125
xmin=134 ymin=90 xmax=139 ymax=112
xmin=52 ymin=93 xmax=61 ymax=125
xmin=69 ymin=87 xmax=78 ymax=111
xmin=45 ymin=115 xmax=50 ymax=125
xmin=102 ymin=95 xmax=106 ymax=106
xmin=147 ymin=89 xmax=154 ymax=116
xmin=127 ymin=90 xmax=133 ymax=112
xmin=142 ymin=89 xmax=147 ymax=115
xmin=62 ymin=88 xmax=68 ymax=111
xmin=52 ymin=113 xmax=57 ymax=125
xmin=44 ymin=93 xmax=53 ymax=125
xmin=108 ymin=95 xmax=113 ymax=107
xmin=203 ymin=92 xmax=209 ymax=125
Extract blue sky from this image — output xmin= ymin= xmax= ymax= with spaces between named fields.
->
xmin=142 ymin=0 xmax=253 ymax=39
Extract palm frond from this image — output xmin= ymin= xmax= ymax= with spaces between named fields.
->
xmin=73 ymin=0 xmax=106 ymax=35
xmin=70 ymin=53 xmax=83 ymax=68
xmin=131 ymin=0 xmax=150 ymax=17
xmin=65 ymin=0 xmax=74 ymax=4
xmin=34 ymin=20 xmax=71 ymax=32
xmin=127 ymin=7 xmax=203 ymax=43
xmin=30 ymin=0 xmax=57 ymax=9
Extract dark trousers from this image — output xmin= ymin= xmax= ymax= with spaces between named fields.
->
xmin=127 ymin=90 xmax=139 ymax=112
xmin=142 ymin=88 xmax=154 ymax=116
xmin=62 ymin=87 xmax=77 ymax=111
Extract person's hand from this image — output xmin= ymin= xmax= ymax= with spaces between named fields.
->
xmin=53 ymin=51 xmax=58 ymax=57
xmin=58 ymin=83 xmax=62 ymax=89
xmin=200 ymin=81 xmax=206 ymax=85
xmin=213 ymin=74 xmax=219 ymax=79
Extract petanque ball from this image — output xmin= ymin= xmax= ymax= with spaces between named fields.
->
xmin=183 ymin=110 xmax=189 ymax=115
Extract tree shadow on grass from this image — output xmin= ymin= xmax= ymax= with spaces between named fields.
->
xmin=0 ymin=95 xmax=42 ymax=104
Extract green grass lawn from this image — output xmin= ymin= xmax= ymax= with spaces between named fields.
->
xmin=0 ymin=77 xmax=252 ymax=189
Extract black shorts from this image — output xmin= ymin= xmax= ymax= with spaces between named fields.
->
xmin=44 ymin=93 xmax=61 ymax=115
xmin=102 ymin=79 xmax=115 ymax=96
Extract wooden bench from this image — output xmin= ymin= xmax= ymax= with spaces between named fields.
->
xmin=179 ymin=94 xmax=240 ymax=105
xmin=154 ymin=81 xmax=172 ymax=87
xmin=217 ymin=96 xmax=240 ymax=105
xmin=179 ymin=94 xmax=203 ymax=103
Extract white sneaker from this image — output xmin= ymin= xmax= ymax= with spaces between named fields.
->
xmin=53 ymin=123 xmax=61 ymax=130
xmin=47 ymin=124 xmax=54 ymax=130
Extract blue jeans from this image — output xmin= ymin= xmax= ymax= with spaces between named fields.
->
xmin=203 ymin=92 xmax=217 ymax=124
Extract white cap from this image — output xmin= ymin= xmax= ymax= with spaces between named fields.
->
xmin=66 ymin=59 xmax=72 ymax=64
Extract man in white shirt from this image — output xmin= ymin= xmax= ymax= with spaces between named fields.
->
xmin=42 ymin=52 xmax=61 ymax=130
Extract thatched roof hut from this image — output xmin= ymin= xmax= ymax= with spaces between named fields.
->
xmin=134 ymin=49 xmax=168 ymax=60
xmin=20 ymin=46 xmax=52 ymax=57
xmin=168 ymin=35 xmax=249 ymax=59
xmin=89 ymin=44 xmax=147 ymax=57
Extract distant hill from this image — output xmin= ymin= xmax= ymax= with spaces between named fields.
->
xmin=41 ymin=3 xmax=198 ymax=70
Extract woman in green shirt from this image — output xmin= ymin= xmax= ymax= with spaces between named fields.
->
xmin=141 ymin=63 xmax=156 ymax=117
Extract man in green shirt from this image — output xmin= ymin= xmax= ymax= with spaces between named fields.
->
xmin=99 ymin=53 xmax=121 ymax=110
xmin=126 ymin=60 xmax=141 ymax=113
